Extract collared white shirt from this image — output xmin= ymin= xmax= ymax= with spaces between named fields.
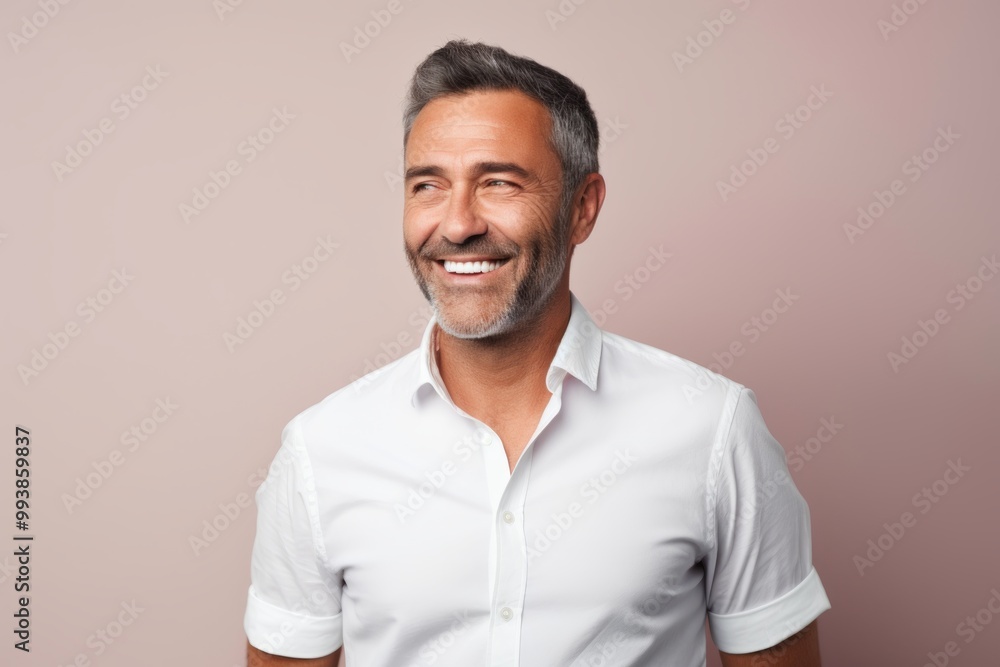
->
xmin=244 ymin=290 xmax=831 ymax=666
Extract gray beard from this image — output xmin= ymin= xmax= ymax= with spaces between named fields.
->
xmin=416 ymin=195 xmax=573 ymax=341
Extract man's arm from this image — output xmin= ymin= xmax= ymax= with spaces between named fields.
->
xmin=247 ymin=642 xmax=342 ymax=666
xmin=718 ymin=619 xmax=821 ymax=667
xmin=244 ymin=421 xmax=345 ymax=663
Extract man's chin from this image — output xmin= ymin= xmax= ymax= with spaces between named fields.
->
xmin=435 ymin=314 xmax=506 ymax=340
xmin=432 ymin=302 xmax=512 ymax=340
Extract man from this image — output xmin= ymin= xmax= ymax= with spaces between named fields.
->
xmin=244 ymin=39 xmax=830 ymax=666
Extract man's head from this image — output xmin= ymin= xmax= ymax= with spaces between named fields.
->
xmin=401 ymin=39 xmax=605 ymax=340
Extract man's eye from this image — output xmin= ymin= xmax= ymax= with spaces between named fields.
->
xmin=487 ymin=180 xmax=514 ymax=188
xmin=412 ymin=183 xmax=434 ymax=193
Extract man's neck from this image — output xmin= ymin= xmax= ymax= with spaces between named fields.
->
xmin=434 ymin=289 xmax=572 ymax=423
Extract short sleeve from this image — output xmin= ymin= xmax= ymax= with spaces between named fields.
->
xmin=705 ymin=387 xmax=831 ymax=653
xmin=243 ymin=417 xmax=344 ymax=658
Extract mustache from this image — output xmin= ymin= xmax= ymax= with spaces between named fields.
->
xmin=419 ymin=239 xmax=519 ymax=260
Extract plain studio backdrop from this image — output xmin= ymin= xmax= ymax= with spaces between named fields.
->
xmin=2 ymin=1 xmax=998 ymax=666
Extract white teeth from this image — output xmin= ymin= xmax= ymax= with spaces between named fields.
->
xmin=443 ymin=259 xmax=507 ymax=274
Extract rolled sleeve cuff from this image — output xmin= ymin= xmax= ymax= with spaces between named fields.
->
xmin=708 ymin=566 xmax=831 ymax=654
xmin=244 ymin=585 xmax=343 ymax=659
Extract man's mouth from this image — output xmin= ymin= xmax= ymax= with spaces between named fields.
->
xmin=438 ymin=258 xmax=511 ymax=275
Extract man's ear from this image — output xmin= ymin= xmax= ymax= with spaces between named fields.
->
xmin=569 ymin=172 xmax=606 ymax=246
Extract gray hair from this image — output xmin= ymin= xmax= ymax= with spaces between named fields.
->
xmin=402 ymin=39 xmax=600 ymax=216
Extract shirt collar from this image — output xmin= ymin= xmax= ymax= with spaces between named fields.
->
xmin=410 ymin=290 xmax=602 ymax=407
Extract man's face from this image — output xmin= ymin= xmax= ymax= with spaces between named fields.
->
xmin=403 ymin=89 xmax=572 ymax=339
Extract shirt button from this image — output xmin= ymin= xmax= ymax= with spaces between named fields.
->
xmin=502 ymin=511 xmax=515 ymax=524
xmin=499 ymin=607 xmax=513 ymax=621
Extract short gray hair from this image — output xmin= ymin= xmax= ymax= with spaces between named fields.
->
xmin=402 ymin=39 xmax=600 ymax=214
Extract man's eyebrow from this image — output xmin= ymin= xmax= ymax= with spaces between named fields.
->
xmin=404 ymin=161 xmax=532 ymax=181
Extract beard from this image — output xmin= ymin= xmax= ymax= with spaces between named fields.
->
xmin=404 ymin=195 xmax=573 ymax=340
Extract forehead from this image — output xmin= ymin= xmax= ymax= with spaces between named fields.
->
xmin=405 ymin=89 xmax=556 ymax=166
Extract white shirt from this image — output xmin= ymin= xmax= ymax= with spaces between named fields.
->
xmin=244 ymin=290 xmax=831 ymax=666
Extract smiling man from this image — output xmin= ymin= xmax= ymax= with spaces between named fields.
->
xmin=244 ymin=39 xmax=830 ymax=667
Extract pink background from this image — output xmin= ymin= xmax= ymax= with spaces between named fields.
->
xmin=3 ymin=1 xmax=999 ymax=665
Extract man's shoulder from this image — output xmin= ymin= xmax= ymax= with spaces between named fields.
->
xmin=599 ymin=328 xmax=745 ymax=409
xmin=283 ymin=346 xmax=421 ymax=438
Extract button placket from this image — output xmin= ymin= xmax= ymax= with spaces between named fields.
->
xmin=489 ymin=458 xmax=529 ymax=666
xmin=486 ymin=385 xmax=564 ymax=666
xmin=482 ymin=426 xmax=511 ymax=607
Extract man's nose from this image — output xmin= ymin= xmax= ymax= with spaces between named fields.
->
xmin=440 ymin=186 xmax=488 ymax=245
